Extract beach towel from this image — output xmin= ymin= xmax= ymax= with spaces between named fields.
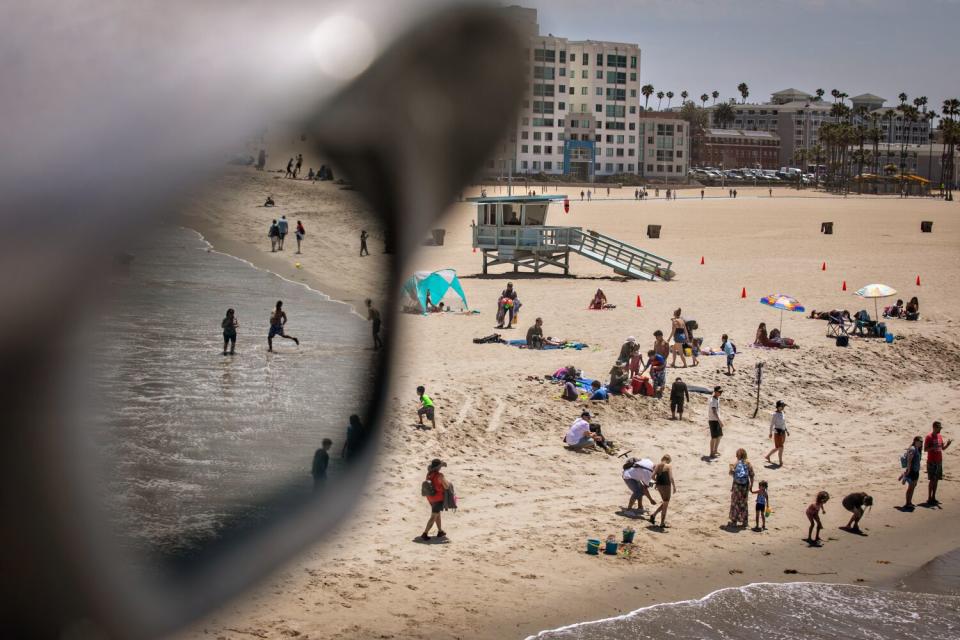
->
xmin=507 ymin=339 xmax=588 ymax=350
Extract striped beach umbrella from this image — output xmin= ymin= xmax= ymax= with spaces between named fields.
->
xmin=855 ymin=283 xmax=896 ymax=319
xmin=759 ymin=294 xmax=805 ymax=332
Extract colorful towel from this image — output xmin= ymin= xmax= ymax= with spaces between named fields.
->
xmin=507 ymin=339 xmax=588 ymax=350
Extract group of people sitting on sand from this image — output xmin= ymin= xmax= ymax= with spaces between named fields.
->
xmin=883 ymin=297 xmax=920 ymax=321
xmin=753 ymin=322 xmax=798 ymax=349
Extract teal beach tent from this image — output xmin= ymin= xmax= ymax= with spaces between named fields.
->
xmin=401 ymin=269 xmax=469 ymax=314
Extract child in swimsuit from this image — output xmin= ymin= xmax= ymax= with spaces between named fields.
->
xmin=753 ymin=480 xmax=769 ymax=531
xmin=805 ymin=490 xmax=830 ymax=545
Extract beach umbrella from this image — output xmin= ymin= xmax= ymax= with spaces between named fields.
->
xmin=759 ymin=294 xmax=805 ymax=333
xmin=855 ymin=283 xmax=896 ymax=319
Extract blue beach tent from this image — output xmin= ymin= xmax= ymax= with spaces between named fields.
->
xmin=401 ymin=269 xmax=469 ymax=314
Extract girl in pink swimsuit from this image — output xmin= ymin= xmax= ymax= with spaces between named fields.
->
xmin=805 ymin=491 xmax=830 ymax=545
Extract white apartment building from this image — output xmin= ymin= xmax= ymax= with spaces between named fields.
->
xmin=637 ymin=111 xmax=689 ymax=178
xmin=489 ymin=6 xmax=643 ymax=180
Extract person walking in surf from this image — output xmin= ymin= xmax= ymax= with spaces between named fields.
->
xmin=267 ymin=300 xmax=299 ymax=352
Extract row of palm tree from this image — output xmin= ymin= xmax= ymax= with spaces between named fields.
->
xmin=640 ymin=85 xmax=725 ymax=111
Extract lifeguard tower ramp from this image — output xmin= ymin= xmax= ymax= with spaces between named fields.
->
xmin=469 ymin=195 xmax=673 ymax=281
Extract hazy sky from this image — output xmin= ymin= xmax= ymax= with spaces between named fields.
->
xmin=513 ymin=0 xmax=959 ymax=115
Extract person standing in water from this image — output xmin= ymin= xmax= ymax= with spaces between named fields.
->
xmin=221 ymin=308 xmax=238 ymax=355
xmin=366 ymin=299 xmax=383 ymax=350
xmin=267 ymin=300 xmax=299 ymax=352
xmin=312 ymin=438 xmax=332 ymax=492
xmin=360 ymin=230 xmax=369 ymax=256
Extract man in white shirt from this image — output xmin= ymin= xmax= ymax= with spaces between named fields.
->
xmin=565 ymin=410 xmax=598 ymax=451
xmin=622 ymin=457 xmax=657 ymax=512
xmin=708 ymin=385 xmax=724 ymax=458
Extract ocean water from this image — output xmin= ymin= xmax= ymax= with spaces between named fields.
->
xmin=530 ymin=549 xmax=960 ymax=639
xmin=74 ymin=226 xmax=377 ymax=556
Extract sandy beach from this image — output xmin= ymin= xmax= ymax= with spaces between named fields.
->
xmin=179 ymin=169 xmax=960 ymax=639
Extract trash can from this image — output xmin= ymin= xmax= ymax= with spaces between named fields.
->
xmin=821 ymin=222 xmax=833 ymax=234
xmin=921 ymin=221 xmax=933 ymax=233
xmin=431 ymin=229 xmax=446 ymax=246
xmin=647 ymin=224 xmax=661 ymax=239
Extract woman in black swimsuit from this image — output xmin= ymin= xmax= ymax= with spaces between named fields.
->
xmin=648 ymin=455 xmax=676 ymax=528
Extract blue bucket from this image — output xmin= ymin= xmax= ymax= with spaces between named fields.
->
xmin=885 ymin=333 xmax=894 ymax=344
xmin=604 ymin=540 xmax=619 ymax=555
xmin=586 ymin=539 xmax=600 ymax=555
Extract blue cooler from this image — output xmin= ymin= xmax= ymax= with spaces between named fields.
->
xmin=885 ymin=333 xmax=894 ymax=344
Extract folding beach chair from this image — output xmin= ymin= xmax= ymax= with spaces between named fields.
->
xmin=826 ymin=315 xmax=850 ymax=338
xmin=852 ymin=310 xmax=877 ymax=337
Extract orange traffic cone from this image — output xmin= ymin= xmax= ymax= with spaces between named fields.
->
xmin=842 ymin=280 xmax=847 ymax=291
xmin=740 ymin=287 xmax=746 ymax=299
xmin=636 ymin=295 xmax=643 ymax=308
xmin=821 ymin=261 xmax=826 ymax=271
xmin=916 ymin=275 xmax=921 ymax=286
xmin=700 ymin=256 xmax=705 ymax=265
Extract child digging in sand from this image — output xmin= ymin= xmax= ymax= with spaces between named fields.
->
xmin=805 ymin=491 xmax=830 ymax=545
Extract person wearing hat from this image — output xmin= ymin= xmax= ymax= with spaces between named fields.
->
xmin=764 ymin=401 xmax=790 ymax=466
xmin=607 ymin=361 xmax=630 ymax=395
xmin=564 ymin=410 xmax=600 ymax=451
xmin=707 ymin=386 xmax=724 ymax=458
xmin=618 ymin=336 xmax=637 ymax=364
xmin=420 ymin=458 xmax=450 ymax=541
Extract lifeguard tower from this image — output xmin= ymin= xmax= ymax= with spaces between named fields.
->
xmin=470 ymin=195 xmax=674 ymax=280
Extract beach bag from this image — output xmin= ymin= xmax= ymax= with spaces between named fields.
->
xmin=835 ymin=335 xmax=849 ymax=347
xmin=443 ymin=483 xmax=458 ymax=511
xmin=421 ymin=480 xmax=435 ymax=497
xmin=622 ymin=457 xmax=638 ymax=471
xmin=473 ymin=333 xmax=503 ymax=344
xmin=733 ymin=460 xmax=750 ymax=485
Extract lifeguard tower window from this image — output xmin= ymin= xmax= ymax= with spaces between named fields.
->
xmin=481 ymin=204 xmax=496 ymax=225
xmin=523 ymin=204 xmax=547 ymax=226
xmin=503 ymin=204 xmax=520 ymax=225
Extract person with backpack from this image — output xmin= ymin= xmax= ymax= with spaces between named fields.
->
xmin=295 ymin=220 xmax=305 ymax=254
xmin=727 ymin=448 xmax=754 ymax=528
xmin=419 ymin=458 xmax=450 ymax=541
xmin=764 ymin=401 xmax=789 ymax=466
xmin=722 ymin=333 xmax=736 ymax=375
xmin=898 ymin=435 xmax=924 ymax=509
xmin=622 ymin=457 xmax=656 ymax=514
xmin=268 ymin=219 xmax=279 ymax=252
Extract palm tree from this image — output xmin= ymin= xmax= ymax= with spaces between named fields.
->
xmin=700 ymin=93 xmax=709 ymax=108
xmin=868 ymin=113 xmax=882 ymax=176
xmin=680 ymin=90 xmax=689 ymax=106
xmin=641 ymin=84 xmax=655 ymax=110
xmin=666 ymin=91 xmax=674 ymax=108
xmin=714 ymin=103 xmax=735 ymax=129
xmin=940 ymin=98 xmax=959 ymax=200
xmin=711 ymin=90 xmax=719 ymax=105
xmin=914 ymin=96 xmax=927 ymax=113
xmin=737 ymin=82 xmax=749 ymax=103
xmin=830 ymin=89 xmax=840 ymax=103
xmin=656 ymin=91 xmax=665 ymax=110
xmin=898 ymin=104 xmax=918 ymax=178
xmin=815 ymin=88 xmax=825 ymax=102
xmin=898 ymin=92 xmax=908 ymax=106
xmin=810 ymin=143 xmax=825 ymax=187
xmin=926 ymin=110 xmax=938 ymax=183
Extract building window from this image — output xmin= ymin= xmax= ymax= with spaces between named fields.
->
xmin=559 ymin=50 xmax=566 ymax=63
xmin=558 ymin=85 xmax=566 ymax=95
xmin=647 ymin=164 xmax=654 ymax=171
xmin=580 ymin=87 xmax=587 ymax=95
xmin=676 ymin=150 xmax=683 ymax=158
xmin=628 ymin=122 xmax=635 ymax=130
xmin=580 ymin=103 xmax=587 ymax=111
xmin=596 ymin=87 xmax=602 ymax=96
xmin=521 ymin=131 xmax=528 ymax=140
xmin=570 ymin=53 xmax=576 ymax=62
xmin=629 ymin=72 xmax=637 ymax=82
xmin=533 ymin=161 xmax=540 ymax=169
xmin=616 ymin=135 xmax=624 ymax=143
xmin=605 ymin=135 xmax=614 ymax=143
xmin=630 ymin=89 xmax=637 ymax=97
xmin=533 ymin=145 xmax=541 ymax=154
xmin=606 ymin=148 xmax=613 ymax=157
xmin=628 ymin=164 xmax=634 ymax=171
xmin=606 ymin=71 xmax=627 ymax=84
xmin=606 ymin=54 xmax=626 ymax=67
xmin=594 ymin=134 xmax=601 ymax=142
xmin=606 ymin=105 xmax=625 ymax=118
xmin=595 ymin=104 xmax=602 ymax=112
xmin=533 ymin=84 xmax=554 ymax=97
xmin=596 ymin=69 xmax=603 ymax=79
xmin=569 ymin=86 xmax=574 ymax=95
xmin=533 ymin=131 xmax=541 ymax=140
xmin=595 ymin=163 xmax=601 ymax=171
xmin=581 ymin=70 xmax=588 ymax=79
xmin=605 ymin=88 xmax=626 ymax=101
xmin=559 ymin=68 xmax=566 ymax=77
xmin=533 ymin=66 xmax=555 ymax=80
xmin=533 ymin=49 xmax=556 ymax=63
xmin=521 ymin=145 xmax=528 ymax=153
xmin=628 ymin=148 xmax=635 ymax=156
xmin=630 ymin=56 xmax=637 ymax=69
xmin=558 ymin=102 xmax=565 ymax=110
xmin=616 ymin=148 xmax=624 ymax=157
xmin=629 ymin=135 xmax=635 ymax=143
xmin=521 ymin=160 xmax=528 ymax=169
xmin=596 ymin=53 xmax=603 ymax=65
xmin=545 ymin=132 xmax=553 ymax=141
xmin=545 ymin=146 xmax=553 ymax=154
xmin=629 ymin=106 xmax=636 ymax=114
xmin=544 ymin=161 xmax=553 ymax=170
